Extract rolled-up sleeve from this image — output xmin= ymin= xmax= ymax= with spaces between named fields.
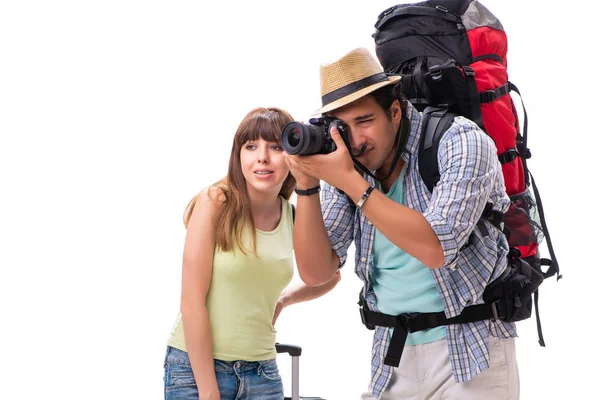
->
xmin=422 ymin=117 xmax=500 ymax=269
xmin=321 ymin=183 xmax=355 ymax=268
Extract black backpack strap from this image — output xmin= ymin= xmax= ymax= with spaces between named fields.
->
xmin=534 ymin=289 xmax=546 ymax=346
xmin=479 ymin=82 xmax=511 ymax=104
xmin=291 ymin=204 xmax=295 ymax=222
xmin=530 ymin=174 xmax=561 ymax=280
xmin=510 ymin=83 xmax=561 ymax=281
xmin=418 ymin=106 xmax=458 ymax=192
xmin=509 ymin=82 xmax=531 ymax=182
xmin=461 ymin=65 xmax=484 ymax=129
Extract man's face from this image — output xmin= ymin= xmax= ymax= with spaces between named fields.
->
xmin=329 ymin=95 xmax=402 ymax=172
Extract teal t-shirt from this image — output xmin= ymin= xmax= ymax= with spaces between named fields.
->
xmin=372 ymin=165 xmax=446 ymax=345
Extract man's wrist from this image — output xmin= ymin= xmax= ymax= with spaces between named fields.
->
xmin=344 ymin=172 xmax=371 ymax=203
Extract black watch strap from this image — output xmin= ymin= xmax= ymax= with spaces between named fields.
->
xmin=295 ymin=185 xmax=321 ymax=196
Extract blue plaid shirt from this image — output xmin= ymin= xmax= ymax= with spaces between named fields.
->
xmin=321 ymin=104 xmax=516 ymax=398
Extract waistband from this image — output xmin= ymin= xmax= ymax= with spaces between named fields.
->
xmin=164 ymin=346 xmax=277 ymax=372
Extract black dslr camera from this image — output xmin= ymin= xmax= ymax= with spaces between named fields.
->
xmin=281 ymin=117 xmax=349 ymax=155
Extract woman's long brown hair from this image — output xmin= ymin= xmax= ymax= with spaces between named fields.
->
xmin=183 ymin=107 xmax=296 ymax=255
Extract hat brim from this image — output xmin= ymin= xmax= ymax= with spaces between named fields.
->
xmin=312 ymin=75 xmax=401 ymax=116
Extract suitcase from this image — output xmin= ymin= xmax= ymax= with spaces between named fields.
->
xmin=275 ymin=343 xmax=326 ymax=400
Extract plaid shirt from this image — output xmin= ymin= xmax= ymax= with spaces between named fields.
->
xmin=321 ymin=104 xmax=517 ymax=398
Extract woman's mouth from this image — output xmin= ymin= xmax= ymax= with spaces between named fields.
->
xmin=254 ymin=170 xmax=273 ymax=176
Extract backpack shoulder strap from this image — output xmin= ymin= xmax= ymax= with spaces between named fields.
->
xmin=291 ymin=204 xmax=295 ymax=222
xmin=418 ymin=106 xmax=458 ymax=192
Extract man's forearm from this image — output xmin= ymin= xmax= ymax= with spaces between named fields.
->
xmin=342 ymin=172 xmax=444 ymax=268
xmin=294 ymin=194 xmax=339 ymax=286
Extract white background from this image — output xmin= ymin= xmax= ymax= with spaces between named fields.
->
xmin=1 ymin=1 xmax=598 ymax=399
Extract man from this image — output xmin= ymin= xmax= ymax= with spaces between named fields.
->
xmin=284 ymin=48 xmax=519 ymax=399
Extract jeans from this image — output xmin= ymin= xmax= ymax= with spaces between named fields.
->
xmin=164 ymin=346 xmax=284 ymax=400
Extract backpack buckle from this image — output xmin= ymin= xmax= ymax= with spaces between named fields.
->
xmin=462 ymin=65 xmax=475 ymax=77
xmin=359 ymin=306 xmax=375 ymax=330
xmin=490 ymin=301 xmax=500 ymax=321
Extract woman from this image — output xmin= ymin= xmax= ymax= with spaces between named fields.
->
xmin=164 ymin=107 xmax=340 ymax=400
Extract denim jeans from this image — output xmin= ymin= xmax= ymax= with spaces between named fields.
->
xmin=164 ymin=346 xmax=284 ymax=400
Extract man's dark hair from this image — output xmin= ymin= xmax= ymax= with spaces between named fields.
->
xmin=370 ymin=82 xmax=407 ymax=120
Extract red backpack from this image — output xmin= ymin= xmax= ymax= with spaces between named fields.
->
xmin=373 ymin=0 xmax=561 ymax=345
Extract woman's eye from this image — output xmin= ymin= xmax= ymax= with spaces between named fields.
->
xmin=245 ymin=144 xmax=256 ymax=150
xmin=271 ymin=145 xmax=283 ymax=151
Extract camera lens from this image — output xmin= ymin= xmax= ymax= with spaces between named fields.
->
xmin=282 ymin=121 xmax=327 ymax=155
xmin=289 ymin=129 xmax=301 ymax=147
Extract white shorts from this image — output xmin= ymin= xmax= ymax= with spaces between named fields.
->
xmin=361 ymin=336 xmax=519 ymax=400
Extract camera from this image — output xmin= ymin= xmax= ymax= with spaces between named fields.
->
xmin=281 ymin=117 xmax=349 ymax=155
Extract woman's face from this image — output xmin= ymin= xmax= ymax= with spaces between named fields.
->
xmin=240 ymin=138 xmax=289 ymax=196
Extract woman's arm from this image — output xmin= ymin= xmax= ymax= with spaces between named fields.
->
xmin=272 ymin=271 xmax=341 ymax=325
xmin=180 ymin=188 xmax=223 ymax=400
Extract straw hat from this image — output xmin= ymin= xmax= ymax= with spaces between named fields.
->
xmin=313 ymin=47 xmax=401 ymax=115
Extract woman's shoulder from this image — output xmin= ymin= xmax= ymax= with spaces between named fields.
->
xmin=187 ymin=186 xmax=227 ymax=225
xmin=198 ymin=185 xmax=227 ymax=207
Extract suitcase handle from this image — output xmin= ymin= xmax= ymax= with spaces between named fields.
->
xmin=277 ymin=343 xmax=326 ymax=400
xmin=275 ymin=343 xmax=302 ymax=357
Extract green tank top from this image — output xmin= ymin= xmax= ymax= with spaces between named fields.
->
xmin=167 ymin=197 xmax=294 ymax=361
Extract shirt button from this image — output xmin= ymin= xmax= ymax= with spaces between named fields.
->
xmin=361 ymin=257 xmax=367 ymax=262
xmin=367 ymin=221 xmax=372 ymax=225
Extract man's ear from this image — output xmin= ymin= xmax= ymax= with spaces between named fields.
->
xmin=390 ymin=99 xmax=402 ymax=125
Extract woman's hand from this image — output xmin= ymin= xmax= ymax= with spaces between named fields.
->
xmin=272 ymin=295 xmax=287 ymax=326
xmin=199 ymin=386 xmax=221 ymax=400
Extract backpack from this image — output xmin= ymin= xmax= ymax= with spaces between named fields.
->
xmin=372 ymin=0 xmax=561 ymax=346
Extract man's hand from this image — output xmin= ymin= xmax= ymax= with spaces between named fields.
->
xmin=283 ymin=151 xmax=319 ymax=189
xmin=284 ymin=127 xmax=358 ymax=192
